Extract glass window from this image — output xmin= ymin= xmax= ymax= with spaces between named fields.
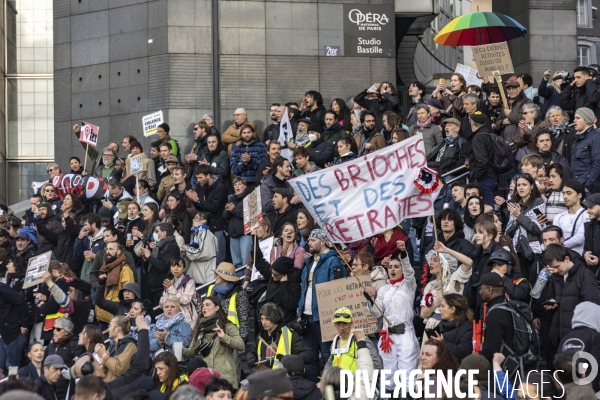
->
xmin=7 ymin=0 xmax=53 ymax=74
xmin=579 ymin=46 xmax=590 ymax=66
xmin=7 ymin=162 xmax=49 ymax=204
xmin=7 ymin=78 xmax=54 ymax=158
xmin=578 ymin=0 xmax=589 ymax=26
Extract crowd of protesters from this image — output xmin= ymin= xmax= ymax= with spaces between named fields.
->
xmin=1 ymin=66 xmax=600 ymax=400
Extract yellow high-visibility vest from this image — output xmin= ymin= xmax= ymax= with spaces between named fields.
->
xmin=257 ymin=327 xmax=293 ymax=369
xmin=330 ymin=334 xmax=358 ymax=372
xmin=207 ymin=285 xmax=239 ymax=327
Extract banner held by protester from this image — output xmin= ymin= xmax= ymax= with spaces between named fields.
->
xmin=143 ymin=110 xmax=164 ymax=137
xmin=23 ymin=251 xmax=52 ymax=289
xmin=243 ymin=187 xmax=263 ymax=234
xmin=52 ymin=174 xmax=111 ymax=200
xmin=288 ymin=135 xmax=433 ymax=243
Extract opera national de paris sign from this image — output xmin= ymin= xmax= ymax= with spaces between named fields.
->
xmin=343 ymin=4 xmax=395 ymax=58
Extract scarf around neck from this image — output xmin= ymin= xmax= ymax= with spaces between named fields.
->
xmin=548 ymin=121 xmax=569 ymax=139
xmin=416 ymin=117 xmax=434 ymax=131
xmin=99 ymin=253 xmax=126 ymax=287
xmin=373 ymin=229 xmax=408 ymax=259
xmin=212 ymin=282 xmax=235 ymax=300
xmin=155 ymin=311 xmax=186 ymax=331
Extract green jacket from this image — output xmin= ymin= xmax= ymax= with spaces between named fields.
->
xmin=322 ymin=126 xmax=347 ymax=157
xmin=293 ymin=161 xmax=320 ymax=177
xmin=182 ymin=322 xmax=245 ymax=388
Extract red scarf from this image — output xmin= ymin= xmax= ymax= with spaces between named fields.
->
xmin=389 ymin=276 xmax=404 ymax=285
xmin=373 ymin=229 xmax=409 ymax=260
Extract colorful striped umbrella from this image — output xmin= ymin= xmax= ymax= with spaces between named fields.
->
xmin=434 ymin=12 xmax=527 ymax=47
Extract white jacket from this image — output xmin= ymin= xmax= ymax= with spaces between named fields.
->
xmin=368 ymin=255 xmax=416 ymax=329
xmin=351 ymin=347 xmax=375 ymax=400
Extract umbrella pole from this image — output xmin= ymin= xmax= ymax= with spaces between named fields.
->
xmin=493 ymin=71 xmax=509 ymax=109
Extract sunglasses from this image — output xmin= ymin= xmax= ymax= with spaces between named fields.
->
xmin=334 ymin=313 xmax=351 ymax=319
xmin=36 ymin=202 xmax=48 ymax=207
xmin=54 ymin=327 xmax=63 ymax=332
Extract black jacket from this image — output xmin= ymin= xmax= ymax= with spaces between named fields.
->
xmin=0 ymin=282 xmax=26 ymax=344
xmin=223 ymin=188 xmax=250 ymax=238
xmin=95 ymin=281 xmax=141 ymax=320
xmin=15 ymin=243 xmax=39 ymax=266
xmin=254 ymin=245 xmax=302 ymax=324
xmin=438 ymin=319 xmax=473 ymax=363
xmin=560 ymin=79 xmax=600 ymax=119
xmin=354 ymin=90 xmax=400 ymax=131
xmin=263 ymin=122 xmax=280 ymax=143
xmin=481 ymin=295 xmax=515 ymax=362
xmin=583 ymin=219 xmax=600 ymax=281
xmin=300 ymin=105 xmax=327 ymax=126
xmin=465 ymin=240 xmax=501 ymax=318
xmin=427 ymin=137 xmax=470 ymax=177
xmin=537 ymin=150 xmax=568 ymax=168
xmin=269 ymin=206 xmax=299 ymax=238
xmin=34 ymin=375 xmax=59 ymax=400
xmin=36 ymin=213 xmax=64 ymax=254
xmin=546 ymin=261 xmax=600 ymax=343
xmin=306 ymin=137 xmax=335 ymax=168
xmin=44 ymin=334 xmax=84 ymax=400
xmin=247 ymin=323 xmax=314 ymax=368
xmin=147 ymin=236 xmax=181 ymax=289
xmin=194 ymin=176 xmax=227 ymax=232
xmin=37 ymin=214 xmax=79 ymax=269
xmin=469 ymin=126 xmax=499 ymax=181
xmin=289 ymin=375 xmax=322 ymax=400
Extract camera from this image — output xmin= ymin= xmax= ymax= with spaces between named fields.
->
xmin=554 ymin=71 xmax=573 ymax=85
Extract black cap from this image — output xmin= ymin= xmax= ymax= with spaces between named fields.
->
xmin=272 ymin=256 xmax=294 ymax=275
xmin=273 ymin=187 xmax=293 ymax=202
xmin=487 ymin=248 xmax=515 ymax=267
xmin=307 ymin=123 xmax=322 ymax=134
xmin=475 ymin=272 xmax=504 ymax=288
xmin=297 ymin=118 xmax=311 ymax=126
xmin=469 ymin=111 xmax=487 ymax=124
xmin=582 ymin=193 xmax=600 ymax=208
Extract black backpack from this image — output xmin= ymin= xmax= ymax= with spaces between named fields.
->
xmin=489 ymin=299 xmax=541 ymax=378
xmin=482 ymin=132 xmax=514 ymax=174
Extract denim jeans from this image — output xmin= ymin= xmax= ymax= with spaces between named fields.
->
xmin=301 ymin=316 xmax=332 ymax=382
xmin=475 ymin=177 xmax=498 ymax=207
xmin=0 ymin=334 xmax=27 ymax=375
xmin=230 ymin=235 xmax=253 ymax=268
xmin=214 ymin=230 xmax=226 ymax=265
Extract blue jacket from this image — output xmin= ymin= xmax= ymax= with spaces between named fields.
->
xmin=149 ymin=316 xmax=192 ymax=357
xmin=297 ymin=250 xmax=346 ymax=322
xmin=230 ymin=139 xmax=268 ymax=185
xmin=538 ymin=79 xmax=562 ymax=118
xmin=571 ymin=127 xmax=600 ymax=191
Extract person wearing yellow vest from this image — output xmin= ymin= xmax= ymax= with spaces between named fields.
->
xmin=206 ymin=262 xmax=250 ymax=342
xmin=247 ymin=303 xmax=313 ymax=371
xmin=324 ymin=307 xmax=383 ymax=373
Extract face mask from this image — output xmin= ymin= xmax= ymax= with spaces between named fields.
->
xmin=153 ymin=233 xmax=161 ymax=243
xmin=128 ymin=215 xmax=139 ymax=221
xmin=308 ymin=134 xmax=317 ymax=142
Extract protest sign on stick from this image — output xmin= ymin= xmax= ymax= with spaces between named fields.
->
xmin=251 ymin=237 xmax=274 ymax=282
xmin=316 ymin=275 xmax=378 ymax=341
xmin=288 ymin=135 xmax=434 ymax=243
xmin=23 ymin=251 xmax=52 ymax=289
xmin=472 ymin=42 xmax=514 ymax=76
xmin=79 ymin=121 xmax=100 ymax=172
xmin=143 ymin=111 xmax=164 ymax=137
xmin=243 ymin=187 xmax=263 ymax=234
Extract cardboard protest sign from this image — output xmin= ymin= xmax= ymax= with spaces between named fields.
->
xmin=79 ymin=122 xmax=99 ymax=146
xmin=288 ymin=135 xmax=434 ymax=243
xmin=243 ymin=187 xmax=263 ymax=234
xmin=251 ymin=237 xmax=274 ymax=282
xmin=472 ymin=42 xmax=514 ymax=75
xmin=455 ymin=63 xmax=482 ymax=88
xmin=316 ymin=275 xmax=378 ymax=341
xmin=143 ymin=111 xmax=164 ymax=137
xmin=127 ymin=154 xmax=146 ymax=175
xmin=52 ymin=174 xmax=110 ymax=200
xmin=23 ymin=251 xmax=52 ymax=289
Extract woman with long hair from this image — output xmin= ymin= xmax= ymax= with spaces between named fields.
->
xmin=296 ymin=211 xmax=314 ymax=253
xmin=243 ymin=219 xmax=273 ymax=289
xmin=135 ymin=202 xmax=160 ymax=241
xmin=225 ymin=177 xmax=253 ymax=269
xmin=463 ymin=196 xmax=484 ymax=241
xmin=184 ymin=212 xmax=218 ymax=285
xmin=545 ymin=106 xmax=575 ymax=163
xmin=124 ymin=202 xmax=146 ymax=263
xmin=331 ymin=98 xmax=352 ymax=130
xmin=431 ymin=294 xmax=474 ymax=363
xmin=476 ymin=212 xmax=521 ymax=274
xmin=153 ymin=352 xmax=188 ymax=396
xmin=432 ymin=73 xmax=468 ymax=121
xmin=40 ymin=183 xmax=62 ymax=212
xmin=183 ymin=296 xmax=245 ymax=389
xmin=59 ymin=193 xmax=84 ymax=222
xmin=390 ymin=128 xmax=410 ymax=144
xmin=273 ymin=222 xmax=305 ymax=269
xmin=418 ymin=339 xmax=460 ymax=398
xmin=506 ymin=173 xmax=545 ymax=279
xmin=163 ymin=192 xmax=192 ymax=243
xmin=408 ymin=105 xmax=443 ymax=158
xmin=78 ymin=324 xmax=103 ymax=353
xmin=159 ymin=257 xmax=199 ymax=326
xmin=333 ymin=136 xmax=358 ymax=165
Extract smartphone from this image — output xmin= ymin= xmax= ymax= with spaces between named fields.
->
xmin=367 ymin=84 xmax=378 ymax=93
xmin=533 ymin=209 xmax=544 ymax=216
xmin=425 ymin=327 xmax=440 ymax=337
xmin=8 ymin=366 xmax=18 ymax=376
xmin=439 ymin=78 xmax=445 ymax=85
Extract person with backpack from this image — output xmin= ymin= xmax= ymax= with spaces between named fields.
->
xmin=427 ymin=118 xmax=471 ymax=180
xmin=542 ymin=243 xmax=600 ymax=346
xmin=478 ymin=272 xmax=515 ymax=362
xmin=488 ymin=248 xmax=531 ymax=304
xmin=468 ymin=111 xmax=514 ymax=207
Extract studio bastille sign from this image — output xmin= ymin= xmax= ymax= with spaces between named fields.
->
xmin=343 ymin=4 xmax=395 ymax=58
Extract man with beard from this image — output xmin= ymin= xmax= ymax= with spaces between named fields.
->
xmin=300 ymin=91 xmax=326 ymax=126
xmin=73 ymin=213 xmax=106 ymax=283
xmin=263 ymin=103 xmax=282 ymax=144
xmin=93 ymin=147 xmax=118 ymax=178
xmin=256 ymin=141 xmax=281 ymax=184
xmin=34 ymin=202 xmax=63 ymax=254
xmin=89 ymin=228 xmax=137 ymax=291
xmin=222 ymin=108 xmax=257 ymax=153
xmin=185 ymin=121 xmax=210 ymax=177
xmin=101 ymin=181 xmax=133 ymax=227
xmin=230 ymin=123 xmax=268 ymax=188
xmin=288 ymin=118 xmax=311 ymax=149
xmin=261 ymin=157 xmax=296 ymax=214
xmin=195 ymin=133 xmax=231 ymax=190
xmin=73 ymin=124 xmax=120 ymax=173
xmin=297 ymin=229 xmax=346 ymax=382
xmin=94 ymin=242 xmax=135 ymax=324
xmin=268 ymin=188 xmax=298 ymax=237
xmin=535 ymin=130 xmax=568 ymax=167
xmin=353 ymin=111 xmax=385 ymax=156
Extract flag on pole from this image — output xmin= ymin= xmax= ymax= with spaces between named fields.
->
xmin=278 ymin=108 xmax=294 ymax=163
xmin=413 ymin=167 xmax=440 ymax=194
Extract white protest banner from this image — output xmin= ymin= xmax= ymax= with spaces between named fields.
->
xmin=79 ymin=121 xmax=99 ymax=146
xmin=472 ymin=42 xmax=514 ymax=75
xmin=316 ymin=275 xmax=377 ymax=341
xmin=278 ymin=108 xmax=294 ymax=163
xmin=455 ymin=63 xmax=482 ymax=88
xmin=251 ymin=236 xmax=274 ymax=281
xmin=243 ymin=187 xmax=263 ymax=234
xmin=23 ymin=251 xmax=52 ymax=289
xmin=288 ymin=135 xmax=433 ymax=243
xmin=143 ymin=110 xmax=164 ymax=137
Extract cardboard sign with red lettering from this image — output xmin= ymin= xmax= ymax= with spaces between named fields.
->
xmin=316 ymin=275 xmax=377 ymax=342
xmin=79 ymin=121 xmax=99 ymax=146
xmin=288 ymin=134 xmax=433 ymax=243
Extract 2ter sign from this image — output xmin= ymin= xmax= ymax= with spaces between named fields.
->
xmin=343 ymin=4 xmax=395 ymax=58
